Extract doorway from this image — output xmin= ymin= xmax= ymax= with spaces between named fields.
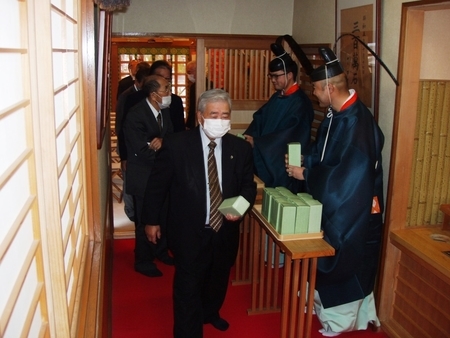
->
xmin=109 ymin=35 xmax=277 ymax=238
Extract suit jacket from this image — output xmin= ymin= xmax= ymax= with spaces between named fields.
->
xmin=116 ymin=85 xmax=138 ymax=137
xmin=123 ymin=99 xmax=174 ymax=197
xmin=141 ymin=127 xmax=256 ymax=265
xmin=118 ymin=92 xmax=185 ymax=160
xmin=116 ymin=86 xmax=142 ymax=161
xmin=169 ymin=94 xmax=186 ymax=133
xmin=185 ymin=82 xmax=197 ymax=129
xmin=117 ymin=75 xmax=134 ymax=99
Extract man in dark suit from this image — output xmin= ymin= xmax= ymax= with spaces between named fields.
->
xmin=116 ymin=59 xmax=141 ymax=99
xmin=116 ymin=62 xmax=151 ymax=146
xmin=185 ymin=60 xmax=197 ymax=129
xmin=185 ymin=61 xmax=215 ymax=130
xmin=123 ymin=75 xmax=174 ymax=277
xmin=149 ymin=60 xmax=186 ymax=132
xmin=142 ymin=89 xmax=256 ymax=337
xmin=115 ymin=63 xmax=151 ymax=222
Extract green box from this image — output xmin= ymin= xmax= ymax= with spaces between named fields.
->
xmin=287 ymin=142 xmax=301 ymax=166
xmin=262 ymin=188 xmax=281 ymax=220
xmin=218 ymin=195 xmax=250 ymax=217
xmin=275 ymin=186 xmax=295 ymax=198
xmin=297 ymin=192 xmax=314 ymax=201
xmin=278 ymin=202 xmax=297 ymax=234
xmin=269 ymin=196 xmax=288 ymax=231
xmin=289 ymin=198 xmax=309 ymax=233
xmin=303 ymin=199 xmax=322 ymax=233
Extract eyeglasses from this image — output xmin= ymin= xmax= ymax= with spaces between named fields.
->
xmin=267 ymin=73 xmax=286 ymax=80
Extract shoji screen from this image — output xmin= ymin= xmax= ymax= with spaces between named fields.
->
xmin=0 ymin=0 xmax=88 ymax=337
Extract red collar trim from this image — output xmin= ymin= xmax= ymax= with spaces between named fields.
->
xmin=340 ymin=90 xmax=358 ymax=111
xmin=282 ymin=83 xmax=299 ymax=96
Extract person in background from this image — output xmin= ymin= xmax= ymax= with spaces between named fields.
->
xmin=115 ymin=62 xmax=151 ymax=222
xmin=186 ymin=61 xmax=215 ymax=130
xmin=117 ymin=59 xmax=141 ymax=99
xmin=185 ymin=60 xmax=197 ymax=129
xmin=150 ymin=60 xmax=186 ymax=132
xmin=123 ymin=75 xmax=174 ymax=277
xmin=141 ymin=89 xmax=256 ymax=337
xmin=243 ymin=43 xmax=314 ymax=193
xmin=285 ymin=47 xmax=384 ymax=337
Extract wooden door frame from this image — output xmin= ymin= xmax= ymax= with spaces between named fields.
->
xmin=110 ymin=37 xmax=196 ymax=110
xmin=376 ymin=0 xmax=450 ymax=327
xmin=110 ymin=34 xmax=278 ymax=110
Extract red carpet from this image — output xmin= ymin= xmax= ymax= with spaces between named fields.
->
xmin=112 ymin=239 xmax=388 ymax=337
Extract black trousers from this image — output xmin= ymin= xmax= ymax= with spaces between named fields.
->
xmin=133 ymin=194 xmax=169 ymax=269
xmin=172 ymin=227 xmax=235 ymax=338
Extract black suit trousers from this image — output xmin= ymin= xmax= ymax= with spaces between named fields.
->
xmin=172 ymin=226 xmax=236 ymax=338
xmin=133 ymin=194 xmax=169 ymax=269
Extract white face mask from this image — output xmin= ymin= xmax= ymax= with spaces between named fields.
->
xmin=187 ymin=74 xmax=196 ymax=83
xmin=201 ymin=117 xmax=231 ymax=139
xmin=156 ymin=93 xmax=172 ymax=109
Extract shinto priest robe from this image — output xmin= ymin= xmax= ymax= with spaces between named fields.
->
xmin=303 ymin=96 xmax=384 ymax=308
xmin=245 ymin=88 xmax=314 ymax=192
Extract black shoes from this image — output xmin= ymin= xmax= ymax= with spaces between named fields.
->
xmin=134 ymin=254 xmax=173 ymax=277
xmin=204 ymin=317 xmax=229 ymax=331
xmin=157 ymin=254 xmax=174 ymax=265
xmin=134 ymin=264 xmax=163 ymax=277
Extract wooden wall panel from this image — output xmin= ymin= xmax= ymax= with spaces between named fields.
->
xmin=378 ymin=5 xmax=450 ymax=334
xmin=392 ymin=254 xmax=450 ymax=338
xmin=0 ymin=0 xmax=95 ymax=337
xmin=407 ymin=80 xmax=450 ymax=226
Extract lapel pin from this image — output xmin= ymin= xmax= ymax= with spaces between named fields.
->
xmin=230 ymin=155 xmax=234 ymax=159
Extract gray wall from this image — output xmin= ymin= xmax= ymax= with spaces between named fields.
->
xmin=112 ymin=0 xmax=294 ymax=35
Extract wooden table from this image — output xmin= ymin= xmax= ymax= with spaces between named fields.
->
xmin=247 ymin=206 xmax=335 ymax=338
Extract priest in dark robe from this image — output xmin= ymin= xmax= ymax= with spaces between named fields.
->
xmin=286 ymin=47 xmax=384 ymax=336
xmin=244 ymin=44 xmax=314 ymax=193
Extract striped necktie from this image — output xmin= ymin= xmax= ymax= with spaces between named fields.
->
xmin=157 ymin=112 xmax=162 ymax=131
xmin=208 ymin=141 xmax=222 ymax=231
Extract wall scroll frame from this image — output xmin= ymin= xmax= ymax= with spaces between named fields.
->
xmin=336 ymin=0 xmax=380 ymax=121
xmin=96 ymin=9 xmax=112 ymax=149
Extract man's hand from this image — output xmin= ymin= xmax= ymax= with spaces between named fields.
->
xmin=243 ymin=134 xmax=254 ymax=148
xmin=285 ymin=154 xmax=305 ymax=180
xmin=145 ymin=225 xmax=161 ymax=244
xmin=148 ymin=137 xmax=163 ymax=151
xmin=224 ymin=214 xmax=241 ymax=222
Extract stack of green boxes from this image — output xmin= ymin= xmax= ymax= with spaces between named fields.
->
xmin=261 ymin=187 xmax=322 ymax=235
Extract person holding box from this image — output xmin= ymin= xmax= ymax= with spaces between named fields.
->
xmin=285 ymin=47 xmax=384 ymax=336
xmin=243 ymin=43 xmax=314 ymax=193
xmin=142 ymin=89 xmax=256 ymax=337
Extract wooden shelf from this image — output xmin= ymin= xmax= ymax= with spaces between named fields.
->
xmin=390 ymin=226 xmax=450 ymax=284
xmin=251 ymin=205 xmax=334 ymax=260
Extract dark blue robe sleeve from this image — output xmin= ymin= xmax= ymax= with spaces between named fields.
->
xmin=245 ymin=90 xmax=313 ymax=191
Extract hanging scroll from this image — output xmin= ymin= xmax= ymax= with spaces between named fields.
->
xmin=336 ymin=0 xmax=380 ymax=120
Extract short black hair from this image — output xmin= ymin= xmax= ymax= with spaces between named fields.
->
xmin=141 ymin=75 xmax=162 ymax=96
xmin=135 ymin=66 xmax=152 ymax=83
xmin=149 ymin=60 xmax=172 ymax=76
